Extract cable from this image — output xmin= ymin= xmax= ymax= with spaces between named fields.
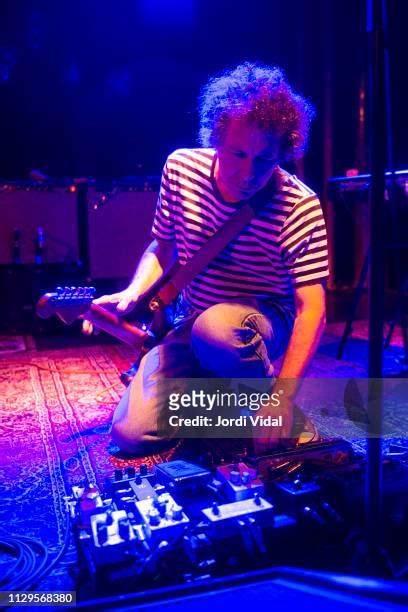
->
xmin=0 ymin=518 xmax=71 ymax=591
xmin=0 ymin=536 xmax=48 ymax=591
xmin=94 ymin=381 xmax=124 ymax=403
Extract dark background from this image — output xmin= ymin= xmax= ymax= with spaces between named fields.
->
xmin=0 ymin=0 xmax=406 ymax=189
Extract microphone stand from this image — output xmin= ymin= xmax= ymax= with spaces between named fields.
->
xmin=352 ymin=0 xmax=390 ymax=575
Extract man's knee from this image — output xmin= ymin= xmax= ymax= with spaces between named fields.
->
xmin=191 ymin=303 xmax=267 ymax=376
xmin=192 ymin=304 xmax=239 ymax=349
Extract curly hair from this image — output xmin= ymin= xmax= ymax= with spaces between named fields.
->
xmin=198 ymin=62 xmax=315 ymax=161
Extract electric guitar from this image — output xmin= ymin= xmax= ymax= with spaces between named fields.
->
xmin=36 ymin=286 xmax=161 ymax=359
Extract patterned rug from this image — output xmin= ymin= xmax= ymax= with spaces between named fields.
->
xmin=0 ymin=342 xmax=178 ymax=592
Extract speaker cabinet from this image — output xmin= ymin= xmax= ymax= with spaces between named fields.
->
xmin=0 ymin=186 xmax=78 ymax=265
xmin=87 ymin=189 xmax=157 ymax=280
xmin=0 ymin=184 xmax=158 ymax=280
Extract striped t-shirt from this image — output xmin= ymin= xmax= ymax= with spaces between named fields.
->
xmin=151 ymin=148 xmax=329 ymax=318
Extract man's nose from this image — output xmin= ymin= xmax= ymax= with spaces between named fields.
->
xmin=240 ymin=158 xmax=255 ymax=182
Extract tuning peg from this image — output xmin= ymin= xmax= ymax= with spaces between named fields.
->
xmin=85 ymin=287 xmax=96 ymax=298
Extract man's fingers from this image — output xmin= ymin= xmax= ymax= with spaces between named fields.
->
xmin=82 ymin=319 xmax=93 ymax=335
xmin=92 ymin=292 xmax=137 ymax=314
xmin=82 ymin=320 xmax=100 ymax=336
xmin=116 ymin=298 xmax=131 ymax=313
xmin=93 ymin=293 xmax=121 ymax=306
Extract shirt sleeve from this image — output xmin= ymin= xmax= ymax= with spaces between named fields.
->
xmin=151 ymin=159 xmax=175 ymax=242
xmin=280 ymin=194 xmax=330 ymax=288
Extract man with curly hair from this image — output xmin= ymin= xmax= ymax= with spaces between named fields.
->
xmin=84 ymin=62 xmax=329 ymax=455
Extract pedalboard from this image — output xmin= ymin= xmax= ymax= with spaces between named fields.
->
xmin=65 ymin=440 xmax=408 ymax=594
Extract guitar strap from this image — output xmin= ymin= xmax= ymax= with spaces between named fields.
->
xmin=148 ymin=173 xmax=280 ymax=312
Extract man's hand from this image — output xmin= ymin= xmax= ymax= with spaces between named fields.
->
xmin=253 ymin=284 xmax=326 ymax=455
xmin=82 ymin=287 xmax=141 ymax=335
xmin=82 ymin=238 xmax=177 ymax=336
xmin=252 ymin=395 xmax=295 ymax=455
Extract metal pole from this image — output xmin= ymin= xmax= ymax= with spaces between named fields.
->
xmin=366 ymin=0 xmax=386 ymax=556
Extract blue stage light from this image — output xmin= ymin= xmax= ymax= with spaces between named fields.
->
xmin=140 ymin=0 xmax=196 ymax=26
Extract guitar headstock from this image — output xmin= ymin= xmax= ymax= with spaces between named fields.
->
xmin=36 ymin=286 xmax=96 ymax=324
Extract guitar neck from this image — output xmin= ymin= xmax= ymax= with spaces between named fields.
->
xmin=83 ymin=304 xmax=151 ymax=349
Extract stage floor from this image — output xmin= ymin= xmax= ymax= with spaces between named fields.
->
xmin=0 ymin=320 xmax=406 ymax=595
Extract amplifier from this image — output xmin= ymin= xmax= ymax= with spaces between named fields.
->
xmin=0 ymin=185 xmax=78 ymax=265
xmin=87 ymin=187 xmax=157 ymax=280
xmin=0 ymin=183 xmax=158 ymax=280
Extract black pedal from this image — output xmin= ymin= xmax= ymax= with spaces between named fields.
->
xmin=155 ymin=460 xmax=212 ymax=492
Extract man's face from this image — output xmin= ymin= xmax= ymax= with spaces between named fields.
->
xmin=215 ymin=118 xmax=281 ymax=202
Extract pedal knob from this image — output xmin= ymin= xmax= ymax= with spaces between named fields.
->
xmin=148 ymin=508 xmax=161 ymax=526
xmin=293 ymin=478 xmax=302 ymax=490
xmin=253 ymin=493 xmax=262 ymax=506
xmin=241 ymin=471 xmax=251 ymax=484
xmin=230 ymin=470 xmax=241 ymax=484
xmin=140 ymin=463 xmax=148 ymax=476
xmin=114 ymin=469 xmax=122 ymax=481
xmin=171 ymin=504 xmax=183 ymax=521
xmin=118 ymin=519 xmax=130 ymax=540
xmin=211 ymin=501 xmax=220 ymax=516
xmin=157 ymin=502 xmax=167 ymax=517
xmin=97 ymin=524 xmax=108 ymax=544
xmin=126 ymin=466 xmax=136 ymax=478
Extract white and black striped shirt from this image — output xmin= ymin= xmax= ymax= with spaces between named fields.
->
xmin=152 ymin=148 xmax=329 ymax=319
